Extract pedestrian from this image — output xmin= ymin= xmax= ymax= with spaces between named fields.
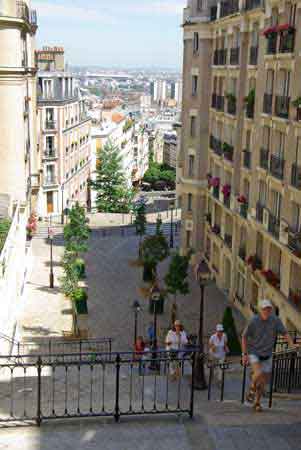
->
xmin=165 ymin=320 xmax=188 ymax=381
xmin=209 ymin=324 xmax=229 ymax=381
xmin=242 ymin=299 xmax=295 ymax=412
xmin=134 ymin=336 xmax=146 ymax=375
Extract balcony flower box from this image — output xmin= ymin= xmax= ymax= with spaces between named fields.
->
xmin=222 ymin=184 xmax=231 ymax=198
xmin=277 ymin=23 xmax=295 ymax=33
xmin=237 ymin=195 xmax=247 ymax=204
xmin=261 ymin=269 xmax=280 ymax=288
xmin=263 ymin=26 xmax=277 ymax=37
xmin=210 ymin=177 xmax=220 ymax=188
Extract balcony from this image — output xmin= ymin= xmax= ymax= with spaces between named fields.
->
xmin=44 ymin=149 xmax=56 ymax=159
xmin=230 ymin=48 xmax=240 ymax=65
xmin=279 ymin=29 xmax=295 ymax=53
xmin=268 ymin=212 xmax=280 ymax=239
xmin=256 ymin=202 xmax=264 ymax=223
xmin=45 ymin=120 xmax=57 ymax=130
xmin=222 ymin=143 xmax=234 ymax=162
xmin=269 ymin=154 xmax=285 ymax=180
xmin=288 ymin=230 xmax=301 ymax=257
xmin=266 ymin=33 xmax=277 ymax=54
xmin=224 ymin=234 xmax=232 ymax=249
xmin=263 ymin=93 xmax=273 ymax=114
xmin=244 ymin=0 xmax=263 ymax=10
xmin=213 ymin=49 xmax=227 ymax=66
xmin=220 ymin=0 xmax=239 ymax=18
xmin=275 ymin=96 xmax=290 ymax=119
xmin=211 ymin=93 xmax=224 ymax=111
xmin=210 ymin=135 xmax=223 ymax=156
xmin=249 ymin=46 xmax=258 ymax=65
xmin=243 ymin=150 xmax=251 ymax=169
xmin=259 ymin=148 xmax=269 ymax=170
xmin=291 ymin=164 xmax=301 ymax=189
xmin=44 ymin=176 xmax=58 ymax=186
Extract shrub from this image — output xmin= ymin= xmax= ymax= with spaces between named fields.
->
xmin=74 ymin=258 xmax=86 ymax=279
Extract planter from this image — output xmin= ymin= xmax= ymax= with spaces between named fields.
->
xmin=75 ymin=298 xmax=88 ymax=314
xmin=74 ymin=258 xmax=86 ymax=279
xmin=149 ymin=295 xmax=165 ymax=314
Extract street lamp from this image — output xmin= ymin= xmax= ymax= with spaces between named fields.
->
xmin=49 ymin=229 xmax=54 ymax=288
xmin=150 ymin=284 xmax=161 ymax=371
xmin=132 ymin=300 xmax=141 ymax=346
xmin=194 ymin=258 xmax=212 ymax=390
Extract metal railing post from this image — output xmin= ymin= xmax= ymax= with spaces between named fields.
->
xmin=189 ymin=352 xmax=196 ymax=418
xmin=269 ymin=356 xmax=275 ymax=409
xmin=220 ymin=364 xmax=225 ymax=402
xmin=114 ymin=353 xmax=121 ymax=422
xmin=207 ymin=364 xmax=213 ymax=401
xmin=36 ymin=356 xmax=42 ymax=426
xmin=241 ymin=364 xmax=247 ymax=404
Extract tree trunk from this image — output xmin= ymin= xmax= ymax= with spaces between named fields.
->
xmin=171 ymin=294 xmax=177 ymax=326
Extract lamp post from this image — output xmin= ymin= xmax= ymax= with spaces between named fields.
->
xmin=49 ymin=229 xmax=54 ymax=288
xmin=169 ymin=200 xmax=175 ymax=248
xmin=61 ymin=185 xmax=64 ymax=225
xmin=132 ymin=300 xmax=141 ymax=346
xmin=194 ymin=258 xmax=212 ymax=390
xmin=150 ymin=284 xmax=161 ymax=371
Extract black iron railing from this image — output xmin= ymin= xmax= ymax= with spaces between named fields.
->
xmin=249 ymin=46 xmax=258 ymax=65
xmin=263 ymin=93 xmax=273 ymax=114
xmin=243 ymin=150 xmax=251 ymax=169
xmin=266 ymin=33 xmax=277 ymax=54
xmin=275 ymin=95 xmax=290 ymax=119
xmin=288 ymin=229 xmax=301 ymax=255
xmin=45 ymin=121 xmax=57 ymax=130
xmin=259 ymin=147 xmax=269 ymax=170
xmin=0 ymin=350 xmax=197 ymax=426
xmin=269 ymin=154 xmax=285 ymax=180
xmin=44 ymin=149 xmax=56 ymax=159
xmin=210 ymin=135 xmax=223 ymax=156
xmin=291 ymin=164 xmax=301 ymax=189
xmin=211 ymin=93 xmax=224 ymax=111
xmin=230 ymin=47 xmax=239 ymax=65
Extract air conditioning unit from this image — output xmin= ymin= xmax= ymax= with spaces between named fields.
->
xmin=279 ymin=219 xmax=289 ymax=245
xmin=263 ymin=208 xmax=269 ymax=230
xmin=185 ymin=220 xmax=193 ymax=231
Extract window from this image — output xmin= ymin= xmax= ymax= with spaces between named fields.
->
xmin=266 ymin=70 xmax=274 ymax=94
xmin=236 ymin=272 xmax=245 ymax=303
xmin=197 ymin=0 xmax=203 ymax=10
xmin=46 ymin=136 xmax=54 ymax=151
xmin=190 ymin=116 xmax=196 ymax=138
xmin=258 ymin=180 xmax=267 ymax=205
xmin=193 ymin=32 xmax=199 ymax=53
xmin=262 ymin=126 xmax=270 ymax=150
xmin=192 ymin=75 xmax=198 ymax=96
xmin=270 ymin=190 xmax=282 ymax=219
xmin=291 ymin=202 xmax=301 ymax=232
xmin=277 ymin=70 xmax=290 ymax=97
xmin=274 ymin=131 xmax=285 ymax=158
xmin=188 ymin=155 xmax=195 ymax=177
xmin=294 ymin=138 xmax=301 ymax=165
xmin=186 ymin=231 xmax=191 ymax=249
xmin=245 ymin=130 xmax=251 ymax=150
xmin=188 ymin=193 xmax=193 ymax=211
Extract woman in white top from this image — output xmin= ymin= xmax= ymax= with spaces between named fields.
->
xmin=209 ymin=324 xmax=229 ymax=380
xmin=165 ymin=320 xmax=188 ymax=380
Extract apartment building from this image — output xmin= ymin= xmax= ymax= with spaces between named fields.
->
xmin=37 ymin=65 xmax=91 ymax=216
xmin=0 ymin=0 xmax=39 ymax=214
xmin=179 ymin=0 xmax=301 ymax=331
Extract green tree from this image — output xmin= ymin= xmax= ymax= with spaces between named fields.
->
xmin=64 ymin=203 xmax=90 ymax=255
xmin=90 ymin=141 xmax=134 ymax=213
xmin=133 ymin=201 xmax=147 ymax=258
xmin=222 ymin=307 xmax=242 ymax=355
xmin=164 ymin=251 xmax=191 ymax=325
xmin=141 ymin=233 xmax=169 ymax=282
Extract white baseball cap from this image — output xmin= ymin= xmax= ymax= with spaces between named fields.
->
xmin=259 ymin=299 xmax=273 ymax=309
xmin=216 ymin=324 xmax=224 ymax=331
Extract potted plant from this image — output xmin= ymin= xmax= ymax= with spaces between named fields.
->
xmin=222 ymin=184 xmax=231 ymax=197
xmin=263 ymin=26 xmax=278 ymax=37
xmin=237 ymin=194 xmax=247 ymax=204
xmin=72 ymin=287 xmax=88 ymax=314
xmin=210 ymin=176 xmax=220 ymax=187
xmin=244 ymin=89 xmax=255 ymax=118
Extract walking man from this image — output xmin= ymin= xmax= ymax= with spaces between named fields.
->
xmin=242 ymin=299 xmax=294 ymax=412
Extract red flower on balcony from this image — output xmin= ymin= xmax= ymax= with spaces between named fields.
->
xmin=237 ymin=194 xmax=247 ymax=204
xmin=263 ymin=26 xmax=278 ymax=37
xmin=222 ymin=184 xmax=231 ymax=197
xmin=261 ymin=269 xmax=280 ymax=288
xmin=277 ymin=23 xmax=295 ymax=33
xmin=210 ymin=177 xmax=220 ymax=188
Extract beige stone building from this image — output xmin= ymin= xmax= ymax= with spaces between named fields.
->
xmin=37 ymin=48 xmax=91 ymax=217
xmin=178 ymin=0 xmax=301 ymax=331
xmin=0 ymin=0 xmax=39 ymax=214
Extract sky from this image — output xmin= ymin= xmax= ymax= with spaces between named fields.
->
xmin=32 ymin=0 xmax=186 ymax=69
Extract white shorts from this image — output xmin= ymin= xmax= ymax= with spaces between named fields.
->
xmin=249 ymin=354 xmax=273 ymax=373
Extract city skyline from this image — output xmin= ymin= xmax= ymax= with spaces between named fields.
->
xmin=32 ymin=0 xmax=185 ymax=68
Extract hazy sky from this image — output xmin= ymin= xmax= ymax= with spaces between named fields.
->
xmin=32 ymin=0 xmax=186 ymax=68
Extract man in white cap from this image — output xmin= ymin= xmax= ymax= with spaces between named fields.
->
xmin=209 ymin=324 xmax=229 ymax=380
xmin=242 ymin=299 xmax=294 ymax=412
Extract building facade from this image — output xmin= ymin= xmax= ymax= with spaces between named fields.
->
xmin=0 ymin=0 xmax=39 ymax=214
xmin=178 ymin=0 xmax=301 ymax=331
xmin=37 ymin=70 xmax=91 ymax=216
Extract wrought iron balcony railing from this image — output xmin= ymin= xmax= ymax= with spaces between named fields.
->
xmin=269 ymin=154 xmax=285 ymax=180
xmin=279 ymin=30 xmax=295 ymax=53
xmin=44 ymin=149 xmax=56 ymax=159
xmin=45 ymin=120 xmax=57 ymax=130
xmin=211 ymin=93 xmax=224 ymax=111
